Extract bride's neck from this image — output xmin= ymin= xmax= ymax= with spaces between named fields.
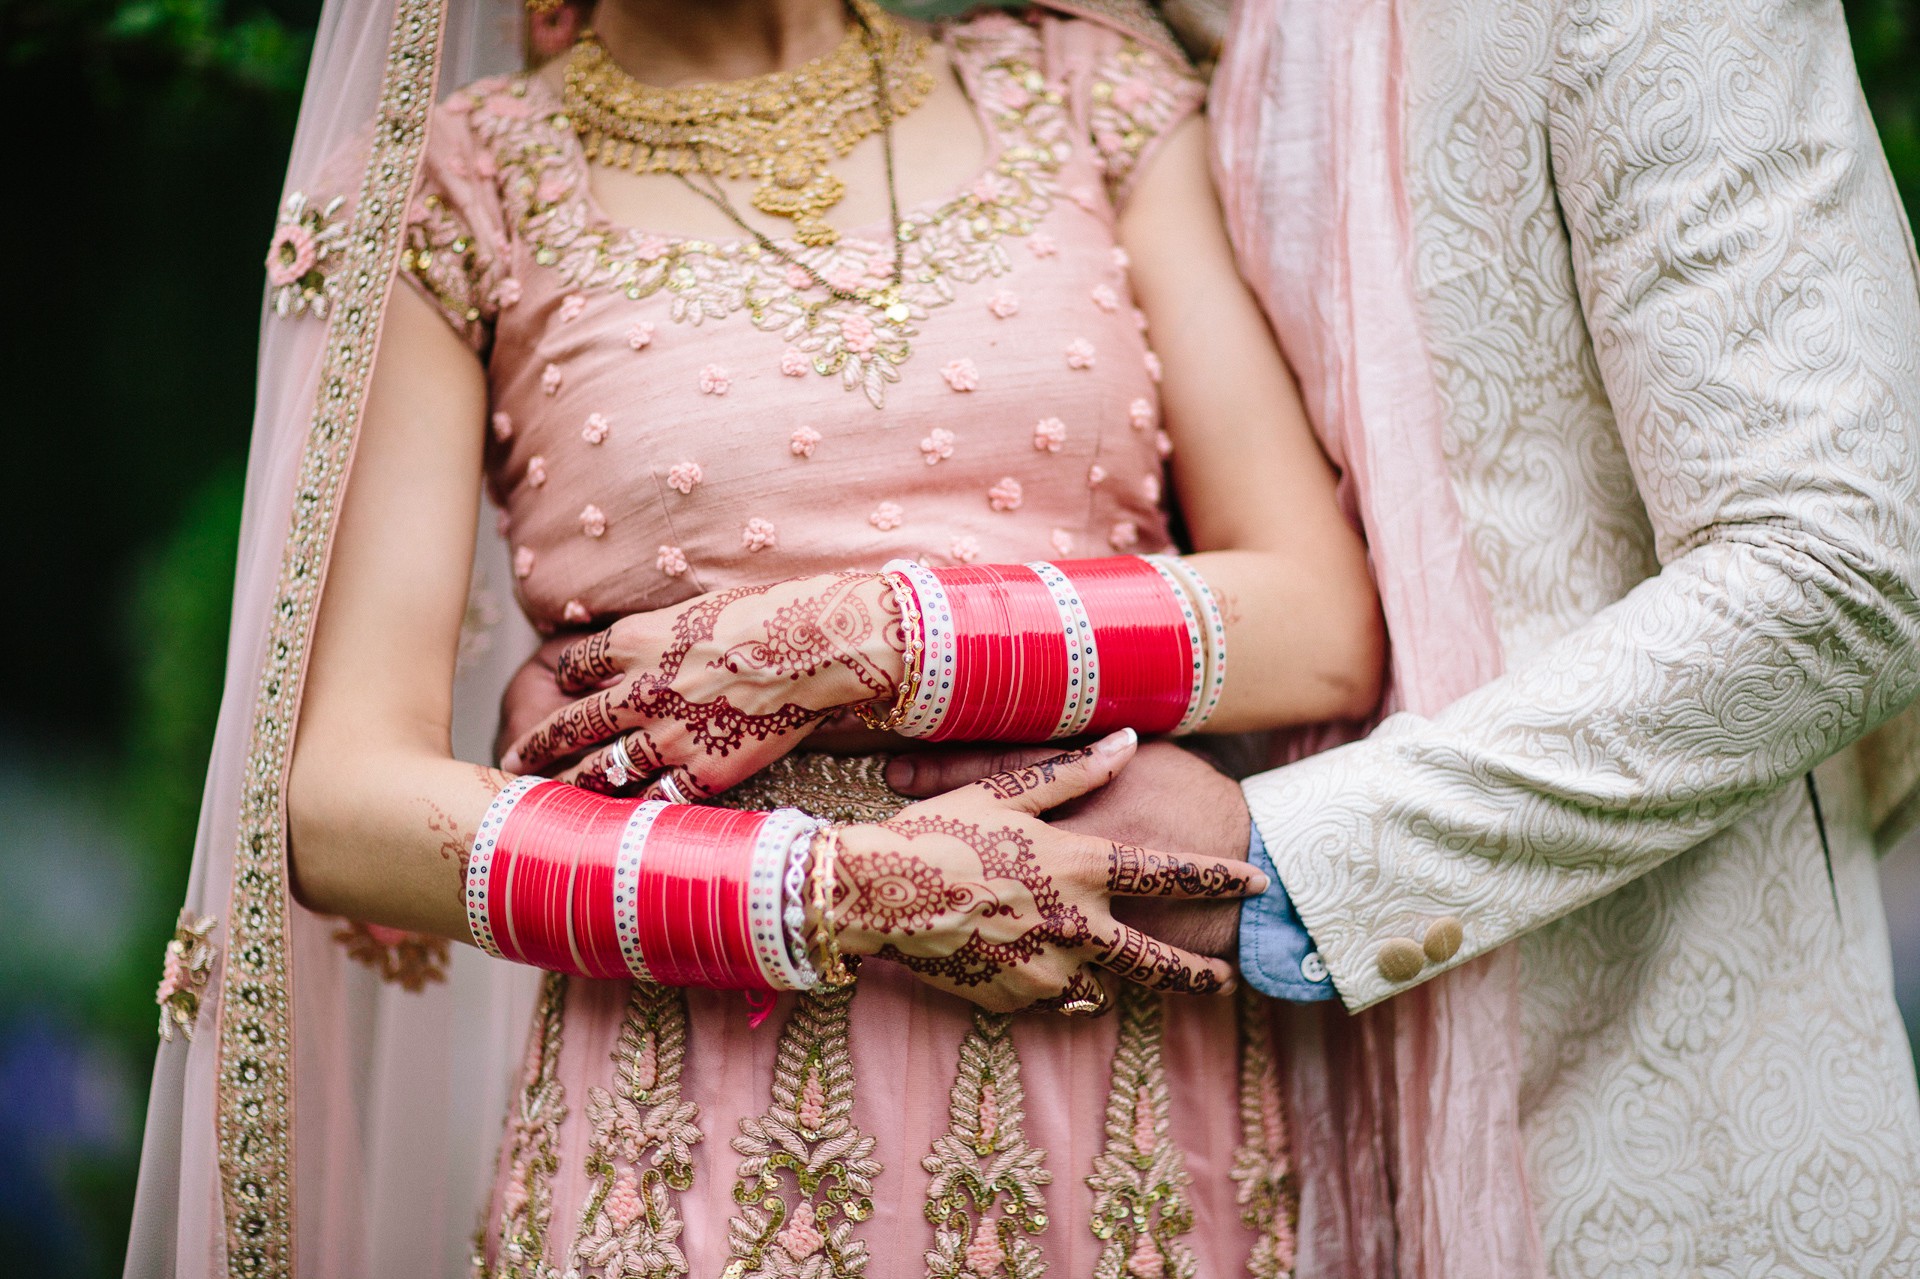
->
xmin=588 ymin=0 xmax=852 ymax=87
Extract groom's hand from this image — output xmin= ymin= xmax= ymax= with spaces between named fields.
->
xmin=888 ymin=741 xmax=1253 ymax=959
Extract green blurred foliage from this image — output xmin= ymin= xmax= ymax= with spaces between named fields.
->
xmin=0 ymin=1 xmax=1915 ymax=1273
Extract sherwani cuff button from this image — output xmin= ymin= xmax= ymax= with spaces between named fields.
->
xmin=1376 ymin=937 xmax=1426 ymax=984
xmin=1423 ymin=916 xmax=1463 ymax=964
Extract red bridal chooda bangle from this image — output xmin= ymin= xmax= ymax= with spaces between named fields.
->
xmin=880 ymin=554 xmax=1227 ymax=742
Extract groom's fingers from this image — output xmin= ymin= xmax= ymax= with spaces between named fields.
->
xmin=886 ymin=744 xmax=1068 ymax=796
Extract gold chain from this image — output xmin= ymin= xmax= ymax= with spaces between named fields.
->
xmin=562 ymin=0 xmax=932 ymax=247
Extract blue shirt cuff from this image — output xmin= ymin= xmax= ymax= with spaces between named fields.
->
xmin=1239 ymin=822 xmax=1336 ymax=1002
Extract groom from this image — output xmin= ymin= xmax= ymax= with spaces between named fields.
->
xmin=902 ymin=0 xmax=1920 ymax=1273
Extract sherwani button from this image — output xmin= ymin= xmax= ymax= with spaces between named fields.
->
xmin=1377 ymin=937 xmax=1426 ymax=983
xmin=1423 ymin=917 xmax=1464 ymax=964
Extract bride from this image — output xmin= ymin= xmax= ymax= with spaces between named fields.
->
xmin=129 ymin=0 xmax=1385 ymax=1274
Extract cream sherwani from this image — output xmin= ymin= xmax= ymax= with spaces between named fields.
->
xmin=1217 ymin=0 xmax=1920 ymax=1273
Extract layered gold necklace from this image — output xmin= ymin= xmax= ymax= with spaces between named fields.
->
xmin=562 ymin=0 xmax=933 ymax=247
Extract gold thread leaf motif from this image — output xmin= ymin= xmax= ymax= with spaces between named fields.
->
xmin=1086 ymin=984 xmax=1196 ymax=1279
xmin=265 ymin=191 xmax=349 ymax=319
xmin=478 ymin=973 xmax=571 ymax=1279
xmin=331 ymin=918 xmax=452 ymax=991
xmin=1228 ymin=989 xmax=1297 ymax=1279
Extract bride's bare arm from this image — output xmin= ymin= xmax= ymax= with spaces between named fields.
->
xmin=1118 ymin=115 xmax=1384 ymax=732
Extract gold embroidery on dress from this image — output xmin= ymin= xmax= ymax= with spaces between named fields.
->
xmin=567 ymin=981 xmax=703 ymax=1278
xmin=156 ymin=910 xmax=218 ymax=1042
xmin=723 ymin=986 xmax=880 ymax=1278
xmin=217 ymin=0 xmax=443 ymax=1267
xmin=331 ymin=918 xmax=452 ymax=991
xmin=1229 ymin=989 xmax=1297 ymax=1279
xmin=1087 ymin=984 xmax=1196 ymax=1279
xmin=923 ymin=1009 xmax=1052 ymax=1278
xmin=480 ymin=972 xmax=572 ymax=1279
xmin=1085 ymin=38 xmax=1205 ymax=200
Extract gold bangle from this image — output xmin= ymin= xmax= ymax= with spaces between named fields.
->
xmin=856 ymin=572 xmax=922 ymax=732
xmin=808 ymin=825 xmax=858 ymax=987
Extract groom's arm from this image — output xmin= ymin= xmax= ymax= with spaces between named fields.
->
xmin=1246 ymin=0 xmax=1920 ymax=1010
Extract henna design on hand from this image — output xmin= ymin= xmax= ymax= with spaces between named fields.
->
xmin=556 ymin=629 xmax=618 ymax=692
xmin=1095 ymin=927 xmax=1227 ymax=996
xmin=1106 ymin=844 xmax=1254 ymax=898
xmin=975 ymin=745 xmax=1094 ymax=802
xmin=423 ymin=800 xmax=467 ymax=870
xmin=714 ymin=572 xmax=897 ymax=701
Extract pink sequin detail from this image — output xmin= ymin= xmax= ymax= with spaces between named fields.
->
xmin=988 ymin=289 xmax=1020 ymax=319
xmin=580 ymin=504 xmax=607 ymax=538
xmin=781 ymin=347 xmax=811 ymax=377
xmin=789 ymin=425 xmax=822 ymax=458
xmin=540 ymin=362 xmax=562 ymax=395
xmin=950 ymin=535 xmax=981 ymax=563
xmin=920 ymin=428 xmax=956 ymax=465
xmin=1033 ymin=418 xmax=1067 ymax=453
xmin=557 ymin=293 xmax=587 ymax=323
xmin=626 ymin=321 xmax=654 ymax=350
xmin=988 ymin=477 xmax=1023 ymax=512
xmin=941 ymin=358 xmax=979 ymax=392
xmin=742 ymin=518 xmax=778 ymax=551
xmin=869 ymin=502 xmax=904 ymax=531
xmin=490 ymin=411 xmax=513 ymax=442
xmin=699 ymin=364 xmax=731 ymax=395
xmin=1129 ymin=398 xmax=1155 ymax=431
xmin=526 ymin=455 xmax=548 ymax=488
xmin=1091 ymin=283 xmax=1119 ymax=312
xmin=656 ymin=544 xmax=688 ymax=577
xmin=666 ymin=462 xmax=703 ymax=495
xmin=513 ymin=547 xmax=535 ymax=579
xmin=1066 ymin=338 xmax=1097 ymax=370
xmin=581 ymin=413 xmax=609 ymax=445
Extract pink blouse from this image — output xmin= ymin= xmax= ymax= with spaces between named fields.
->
xmin=403 ymin=12 xmax=1196 ymax=632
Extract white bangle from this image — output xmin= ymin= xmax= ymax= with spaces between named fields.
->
xmin=464 ymin=774 xmax=545 ymax=960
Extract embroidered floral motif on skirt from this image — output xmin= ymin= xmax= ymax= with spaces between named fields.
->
xmin=724 ymin=985 xmax=880 ymax=1278
xmin=478 ymin=972 xmax=571 ymax=1279
xmin=567 ymin=981 xmax=704 ymax=1278
xmin=922 ymin=1009 xmax=1052 ymax=1278
xmin=1087 ymin=983 xmax=1196 ymax=1279
xmin=1229 ymin=989 xmax=1297 ymax=1279
xmin=331 ymin=918 xmax=451 ymax=990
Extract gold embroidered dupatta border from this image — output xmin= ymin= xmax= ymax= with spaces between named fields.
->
xmin=213 ymin=0 xmax=446 ymax=1269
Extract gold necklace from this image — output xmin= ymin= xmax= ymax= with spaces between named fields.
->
xmin=562 ymin=0 xmax=933 ymax=247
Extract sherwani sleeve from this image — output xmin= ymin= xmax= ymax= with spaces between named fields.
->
xmin=1241 ymin=0 xmax=1920 ymax=1011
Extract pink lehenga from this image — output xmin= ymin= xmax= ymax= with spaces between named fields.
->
xmin=126 ymin=1 xmax=1543 ymax=1276
xmin=409 ymin=13 xmax=1293 ymax=1275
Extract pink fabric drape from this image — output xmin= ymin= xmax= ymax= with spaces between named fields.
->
xmin=1211 ymin=1 xmax=1543 ymax=1274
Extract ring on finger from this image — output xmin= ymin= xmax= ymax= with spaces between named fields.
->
xmin=657 ymin=773 xmax=691 ymax=806
xmin=1056 ymin=972 xmax=1110 ymax=1018
xmin=603 ymin=735 xmax=639 ymax=789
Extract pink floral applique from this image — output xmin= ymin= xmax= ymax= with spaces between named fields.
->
xmin=1156 ymin=430 xmax=1175 ymax=459
xmin=266 ymin=191 xmax=347 ymax=319
xmin=781 ymin=347 xmax=811 ymax=377
xmin=869 ymin=502 xmax=904 ymax=531
xmin=535 ymin=172 xmax=570 ymax=206
xmin=1114 ymin=77 xmax=1157 ymax=113
xmin=1112 ymin=246 xmax=1132 ymax=271
xmin=580 ymin=504 xmax=607 ymax=538
xmin=700 ymin=364 xmax=731 ymax=395
xmin=1129 ymin=398 xmax=1155 ymax=431
xmin=777 ymin=1201 xmax=825 ymax=1262
xmin=827 ymin=267 xmax=866 ymax=293
xmin=486 ymin=90 xmax=534 ymax=119
xmin=1051 ymin=528 xmax=1075 ymax=556
xmin=988 ymin=477 xmax=1023 ymax=512
xmin=635 ymin=233 xmax=671 ymax=262
xmin=988 ymin=290 xmax=1020 ymax=319
xmin=563 ymin=599 xmax=591 ymax=624
xmin=1110 ymin=520 xmax=1141 ymax=550
xmin=785 ymin=263 xmax=814 ymax=290
xmin=626 ymin=321 xmax=654 ymax=350
xmin=942 ymin=358 xmax=980 ymax=392
xmin=789 ymin=425 xmax=822 ymax=458
xmin=1069 ymin=184 xmax=1102 ymax=212
xmin=1142 ymin=473 xmax=1162 ymax=503
xmin=967 ymin=1219 xmax=1008 ymax=1275
xmin=526 ymin=455 xmax=548 ymax=488
xmin=265 ymin=220 xmax=315 ymax=286
xmin=999 ymin=80 xmax=1033 ymax=111
xmin=494 ymin=277 xmax=524 ymax=309
xmin=1066 ymin=338 xmax=1097 ymax=370
xmin=490 ymin=411 xmax=513 ymax=442
xmin=473 ymin=149 xmax=499 ymax=180
xmin=1091 ymin=283 xmax=1120 ymax=312
xmin=1029 ymin=234 xmax=1058 ymax=258
xmin=1033 ymin=418 xmax=1067 ymax=453
xmin=920 ymin=428 xmax=956 ymax=465
xmin=950 ymin=535 xmax=981 ymax=563
xmin=743 ymin=518 xmax=778 ymax=552
xmin=656 ymin=544 xmax=688 ymax=577
xmin=1088 ymin=464 xmax=1108 ymax=487
xmin=605 ymin=1173 xmax=645 ymax=1232
xmin=581 ymin=413 xmax=610 ymax=445
xmin=842 ymin=312 xmax=878 ymax=354
xmin=557 ymin=293 xmax=587 ymax=323
xmin=667 ymin=462 xmax=704 ymax=495
xmin=1144 ymin=351 xmax=1163 ymax=383
xmin=541 ymin=362 xmax=562 ymax=395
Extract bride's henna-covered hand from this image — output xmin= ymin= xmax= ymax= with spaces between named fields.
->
xmin=500 ymin=571 xmax=906 ymax=800
xmin=831 ymin=731 xmax=1266 ymax=1013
